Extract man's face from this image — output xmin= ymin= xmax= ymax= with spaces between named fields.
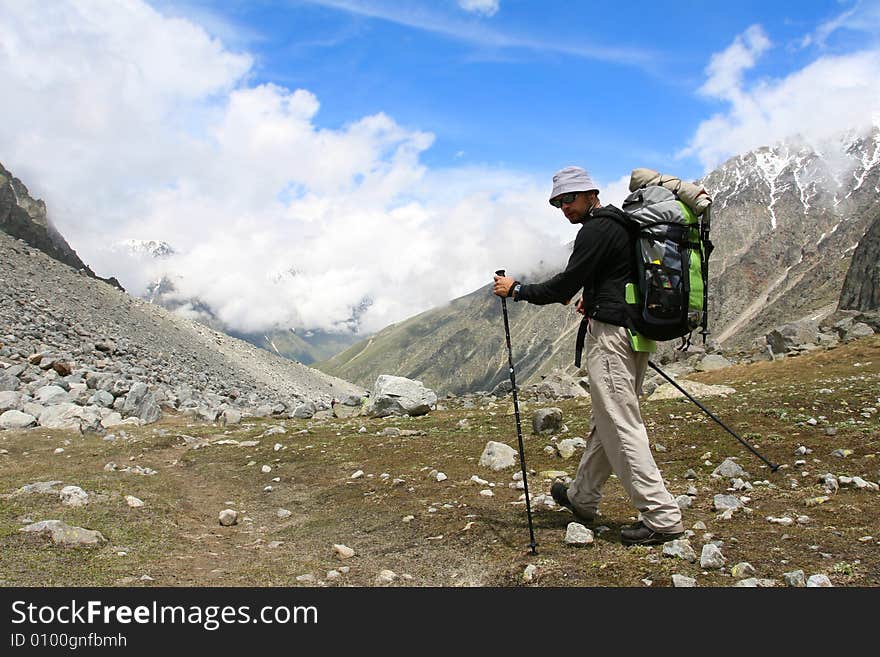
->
xmin=557 ymin=191 xmax=592 ymax=223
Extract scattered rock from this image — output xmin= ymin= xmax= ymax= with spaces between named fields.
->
xmin=696 ymin=354 xmax=731 ymax=371
xmin=712 ymin=458 xmax=745 ymax=479
xmin=564 ymin=522 xmax=594 ymax=546
xmin=649 ymin=380 xmax=736 ymax=401
xmin=731 ymin=562 xmax=756 ymax=578
xmin=675 ymin=495 xmax=693 ymax=510
xmin=333 ymin=544 xmax=355 ymax=559
xmin=672 ymin=574 xmax=697 ymax=587
xmin=0 ymin=409 xmax=36 ymax=429
xmin=479 ymin=441 xmax=517 ymax=471
xmin=556 ymin=437 xmax=586 ymax=459
xmin=663 ymin=538 xmax=697 ymax=562
xmin=807 ymin=574 xmax=833 ymax=587
xmin=532 ymin=407 xmax=563 ymax=434
xmin=366 ymin=375 xmax=437 ymax=417
xmin=125 ymin=495 xmax=144 ymax=508
xmin=375 ymin=569 xmax=398 ymax=586
xmin=20 ymin=520 xmax=105 ymax=547
xmin=522 ymin=564 xmax=538 ymax=583
xmin=13 ymin=480 xmax=64 ymax=496
xmin=713 ymin=494 xmax=743 ymax=512
xmin=783 ymin=570 xmax=806 ymax=587
xmin=218 ymin=509 xmax=238 ymax=526
xmin=700 ymin=543 xmax=726 ymax=569
xmin=59 ymin=485 xmax=89 ymax=507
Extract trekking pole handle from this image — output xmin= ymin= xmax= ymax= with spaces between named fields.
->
xmin=495 ymin=269 xmax=505 ymax=277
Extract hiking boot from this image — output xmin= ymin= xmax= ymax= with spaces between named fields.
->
xmin=550 ymin=482 xmax=596 ymax=523
xmin=620 ymin=521 xmax=683 ymax=546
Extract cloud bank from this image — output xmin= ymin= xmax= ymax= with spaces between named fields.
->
xmin=0 ymin=0 xmax=574 ymax=335
xmin=683 ymin=20 xmax=880 ymax=170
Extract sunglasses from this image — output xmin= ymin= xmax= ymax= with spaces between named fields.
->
xmin=550 ymin=192 xmax=580 ymax=208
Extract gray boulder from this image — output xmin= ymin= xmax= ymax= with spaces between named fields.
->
xmin=766 ymin=320 xmax=818 ymax=354
xmin=38 ymin=403 xmax=84 ymax=432
xmin=0 ymin=391 xmax=21 ymax=412
xmin=556 ymin=437 xmax=586 ymax=459
xmin=0 ymin=370 xmax=19 ymax=391
xmin=535 ymin=372 xmax=589 ymax=399
xmin=122 ymin=382 xmax=161 ymax=424
xmin=713 ymin=494 xmax=743 ymax=512
xmin=564 ymin=522 xmax=594 ymax=546
xmin=783 ymin=570 xmax=806 ymax=587
xmin=88 ymin=390 xmax=114 ymax=408
xmin=663 ymin=538 xmax=697 ymax=562
xmin=700 ymin=543 xmax=726 ymax=569
xmin=13 ymin=481 xmax=63 ymax=496
xmin=712 ymin=458 xmax=746 ymax=479
xmin=807 ymin=574 xmax=833 ymax=587
xmin=221 ymin=408 xmax=242 ymax=425
xmin=34 ymin=385 xmax=69 ymax=405
xmin=696 ymin=354 xmax=732 ymax=371
xmin=20 ymin=520 xmax=105 ymax=547
xmin=672 ymin=574 xmax=697 ymax=587
xmin=532 ymin=407 xmax=563 ymax=434
xmin=479 ymin=441 xmax=517 ymax=471
xmin=845 ymin=322 xmax=875 ymax=340
xmin=366 ymin=375 xmax=437 ymax=417
xmin=0 ymin=409 xmax=37 ymax=429
xmin=293 ymin=401 xmax=316 ymax=419
xmin=59 ymin=485 xmax=89 ymax=507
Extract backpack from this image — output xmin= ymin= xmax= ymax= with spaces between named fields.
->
xmin=619 ymin=172 xmax=713 ymax=343
xmin=572 ymin=169 xmax=713 ymax=367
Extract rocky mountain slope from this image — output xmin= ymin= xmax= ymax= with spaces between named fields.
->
xmin=317 ymin=127 xmax=880 ymax=393
xmin=0 ymin=162 xmax=122 ymax=290
xmin=0 ymin=229 xmax=364 ymax=431
xmin=316 ymin=272 xmax=584 ymax=395
xmin=839 ymin=211 xmax=880 ymax=312
xmin=705 ymin=128 xmax=880 ymax=346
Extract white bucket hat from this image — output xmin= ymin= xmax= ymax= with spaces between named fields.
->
xmin=549 ymin=166 xmax=599 ymax=203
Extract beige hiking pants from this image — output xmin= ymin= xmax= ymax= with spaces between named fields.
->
xmin=567 ymin=320 xmax=684 ymax=533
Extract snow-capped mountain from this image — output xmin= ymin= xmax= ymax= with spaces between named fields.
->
xmin=702 ymin=126 xmax=880 ymax=345
xmin=119 ymin=239 xmax=175 ymax=258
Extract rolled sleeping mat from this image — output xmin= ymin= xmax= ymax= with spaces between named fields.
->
xmin=629 ymin=167 xmax=712 ymax=216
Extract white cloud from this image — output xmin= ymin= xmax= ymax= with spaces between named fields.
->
xmin=801 ymin=0 xmax=880 ymax=48
xmin=458 ymin=0 xmax=499 ymax=17
xmin=699 ymin=25 xmax=771 ymax=101
xmin=0 ymin=0 xmax=580 ymax=336
xmin=304 ymin=0 xmax=657 ymax=68
xmin=682 ymin=25 xmax=880 ymax=171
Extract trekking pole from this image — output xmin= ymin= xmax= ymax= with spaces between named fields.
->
xmin=648 ymin=361 xmax=780 ymax=472
xmin=495 ymin=269 xmax=538 ymax=554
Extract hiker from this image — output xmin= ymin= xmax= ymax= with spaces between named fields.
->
xmin=492 ymin=166 xmax=685 ymax=546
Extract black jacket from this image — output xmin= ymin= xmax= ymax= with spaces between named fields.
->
xmin=516 ymin=205 xmax=633 ymax=328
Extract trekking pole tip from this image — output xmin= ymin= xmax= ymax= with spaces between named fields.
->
xmin=770 ymin=463 xmax=781 ymax=473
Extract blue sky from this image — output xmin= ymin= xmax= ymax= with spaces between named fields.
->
xmin=1 ymin=0 xmax=878 ymax=336
xmin=157 ymin=0 xmax=877 ymax=183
